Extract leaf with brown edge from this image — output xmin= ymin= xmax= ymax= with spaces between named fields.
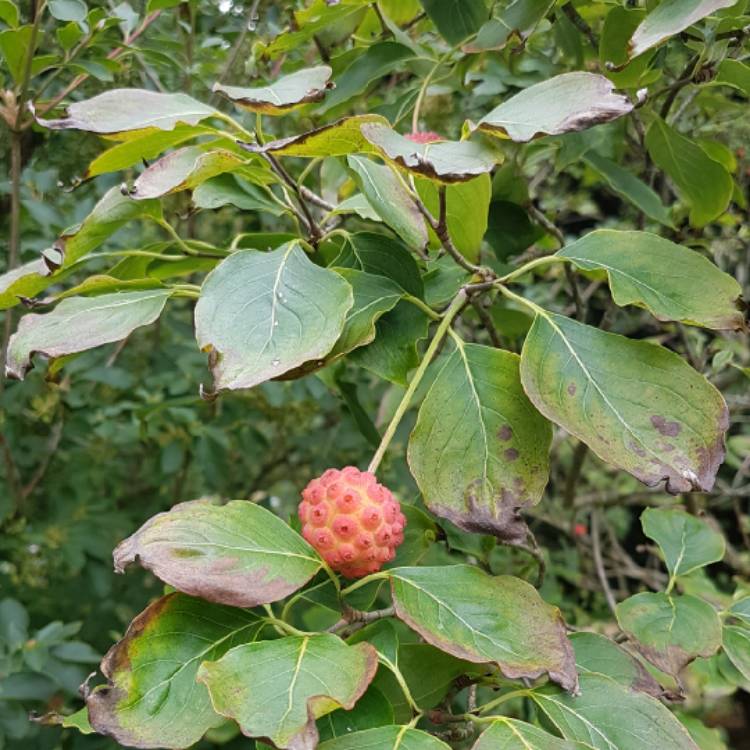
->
xmin=213 ymin=65 xmax=333 ymax=115
xmin=87 ymin=593 xmax=263 ymax=749
xmin=408 ymin=343 xmax=552 ymax=544
xmin=248 ymin=114 xmax=388 ymax=158
xmin=6 ymin=289 xmax=172 ymax=380
xmin=616 ymin=592 xmax=722 ymax=676
xmin=114 ymin=499 xmax=323 ymax=607
xmin=35 ymin=89 xmax=218 ymax=133
xmin=520 ymin=312 xmax=729 ymax=494
xmin=389 ymin=565 xmax=578 ymax=693
xmin=197 ymin=634 xmax=378 ymax=750
xmin=360 ymin=124 xmax=499 ymax=183
xmin=474 ymin=72 xmax=633 ymax=143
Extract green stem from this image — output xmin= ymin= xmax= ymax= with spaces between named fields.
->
xmin=498 ymin=255 xmax=569 ymax=284
xmin=411 ymin=48 xmax=454 ymax=132
xmin=340 ymin=571 xmax=390 ymax=597
xmin=495 ymin=284 xmax=546 ymax=317
xmin=156 ymin=219 xmax=200 ymax=256
xmin=403 ymin=293 xmax=441 ymax=321
xmin=477 ymin=688 xmax=530 ymax=715
xmin=367 ymin=290 xmax=466 ymax=474
xmin=262 ymin=617 xmax=310 ymax=637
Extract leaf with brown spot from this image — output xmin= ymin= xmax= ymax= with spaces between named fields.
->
xmin=213 ymin=65 xmax=333 ymax=115
xmin=114 ymin=499 xmax=323 ymax=607
xmin=408 ymin=343 xmax=551 ymax=544
xmin=87 ymin=593 xmax=263 ymax=749
xmin=360 ymin=124 xmax=499 ymax=183
xmin=389 ymin=565 xmax=578 ymax=692
xmin=557 ymin=230 xmax=745 ymax=331
xmin=197 ymin=634 xmax=378 ymax=750
xmin=616 ymin=592 xmax=722 ymax=676
xmin=474 ymin=73 xmax=633 ymax=143
xmin=520 ymin=312 xmax=729 ymax=493
xmin=249 ymin=114 xmax=388 ymax=157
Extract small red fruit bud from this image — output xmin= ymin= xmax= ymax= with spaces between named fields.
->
xmin=404 ymin=131 xmax=443 ymax=144
xmin=299 ymin=466 xmax=406 ymax=578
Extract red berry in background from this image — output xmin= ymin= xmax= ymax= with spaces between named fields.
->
xmin=404 ymin=131 xmax=444 ymax=144
xmin=299 ymin=466 xmax=406 ymax=578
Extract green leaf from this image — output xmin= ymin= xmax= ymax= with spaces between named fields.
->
xmin=346 ymin=232 xmax=424 ymax=298
xmin=317 ymin=685 xmax=394 ymax=742
xmin=361 ymin=124 xmax=498 ymax=183
xmin=485 ymin=200 xmax=544 ymax=261
xmin=645 ymin=117 xmax=733 ymax=227
xmin=728 ymin=597 xmax=750 ymax=625
xmin=416 ymin=175 xmax=491 ymax=263
xmin=193 ymin=174 xmax=286 ymax=215
xmin=389 ymin=565 xmax=578 ymax=691
xmin=194 ymin=243 xmax=353 ymax=392
xmin=348 ymin=156 xmax=428 ymax=251
xmin=37 ymin=89 xmax=218 ymax=133
xmin=476 ymin=73 xmax=633 ymax=142
xmin=319 ymin=725 xmax=451 ymax=750
xmin=113 ymin=499 xmax=322 ymax=607
xmin=599 ymin=7 xmax=654 ymax=88
xmin=197 ymin=634 xmax=378 ymax=749
xmin=408 ymin=343 xmax=551 ymax=543
xmin=531 ymin=673 xmax=700 ymax=749
xmin=399 ymin=644 xmax=476 ymax=709
xmin=570 ymin=632 xmax=663 ymax=696
xmin=616 ymin=592 xmax=722 ymax=675
xmin=131 ymin=147 xmax=243 ymax=199
xmin=714 ymin=59 xmax=750 ymax=96
xmin=213 ymin=65 xmax=332 ymax=115
xmin=48 ymin=0 xmax=87 ymax=22
xmin=252 ymin=114 xmax=388 ymax=157
xmin=520 ymin=312 xmax=729 ymax=493
xmin=321 ymin=42 xmax=415 ymax=113
xmin=0 ymin=0 xmax=19 ymax=27
xmin=641 ymin=508 xmax=725 ymax=578
xmin=87 ymin=593 xmax=263 ymax=749
xmin=723 ymin=625 xmax=750 ymax=681
xmin=557 ymin=230 xmax=743 ymax=330
xmin=60 ymin=707 xmax=93 ymax=734
xmin=464 ymin=0 xmax=555 ymax=53
xmin=84 ymin=123 xmax=217 ymax=178
xmin=349 ymin=302 xmax=430 ymax=385
xmin=582 ymin=152 xmax=673 ymax=226
xmin=418 ymin=0 xmax=488 ymax=44
xmin=474 ymin=718 xmax=587 ymax=749
xmin=6 ymin=289 xmax=171 ymax=380
xmin=0 ymin=259 xmax=60 ymax=311
xmin=629 ymin=0 xmax=739 ymax=58
xmin=678 ymin=714 xmax=729 ymax=750
xmin=48 ymin=186 xmax=162 ymax=269
xmin=0 ymin=26 xmax=33 ymax=83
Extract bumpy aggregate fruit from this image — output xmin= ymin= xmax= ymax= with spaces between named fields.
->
xmin=299 ymin=466 xmax=406 ymax=578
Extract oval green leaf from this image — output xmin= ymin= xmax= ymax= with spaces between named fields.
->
xmin=319 ymin=725 xmax=451 ymax=750
xmin=473 ymin=718 xmax=588 ymax=750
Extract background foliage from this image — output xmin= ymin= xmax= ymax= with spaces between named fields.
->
xmin=1 ymin=0 xmax=749 ymax=749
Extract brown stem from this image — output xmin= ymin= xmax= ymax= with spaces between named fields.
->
xmin=561 ymin=3 xmax=598 ymax=50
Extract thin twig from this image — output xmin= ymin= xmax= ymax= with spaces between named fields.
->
xmin=21 ymin=419 xmax=64 ymax=501
xmin=469 ymin=297 xmax=503 ymax=348
xmin=561 ymin=3 xmax=598 ymax=50
xmin=591 ymin=509 xmax=618 ymax=615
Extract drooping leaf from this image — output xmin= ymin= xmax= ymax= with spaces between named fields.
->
xmin=645 ymin=117 xmax=733 ymax=227
xmin=599 ymin=7 xmax=654 ymax=88
xmin=197 ymin=634 xmax=378 ymax=750
xmin=45 ymin=186 xmax=162 ymax=270
xmin=629 ymin=0 xmax=739 ymax=58
xmin=360 ymin=124 xmax=498 ymax=183
xmin=557 ymin=230 xmax=743 ymax=330
xmin=416 ymin=175 xmax=492 ymax=263
xmin=251 ymin=114 xmax=388 ymax=157
xmin=520 ymin=312 xmax=729 ymax=493
xmin=348 ymin=155 xmax=428 ymax=250
xmin=641 ymin=508 xmax=726 ymax=578
xmin=87 ymin=593 xmax=263 ymax=749
xmin=570 ymin=632 xmax=663 ymax=696
xmin=194 ymin=243 xmax=353 ymax=392
xmin=723 ymin=626 xmax=750 ymax=681
xmin=0 ymin=259 xmax=59 ymax=311
xmin=464 ymin=0 xmax=556 ymax=53
xmin=319 ymin=725 xmax=451 ymax=750
xmin=130 ymin=147 xmax=243 ymax=199
xmin=408 ymin=343 xmax=551 ymax=543
xmin=582 ymin=153 xmax=673 ymax=227
xmin=616 ymin=592 xmax=722 ymax=675
xmin=475 ymin=73 xmax=633 ymax=142
xmin=6 ymin=289 xmax=172 ymax=380
xmin=346 ymin=232 xmax=424 ymax=298
xmin=389 ymin=565 xmax=578 ymax=692
xmin=213 ymin=65 xmax=333 ymax=114
xmin=36 ymin=89 xmax=218 ymax=133
xmin=113 ymin=499 xmax=322 ymax=607
xmin=473 ymin=718 xmax=587 ymax=749
xmin=192 ymin=174 xmax=286 ymax=215
xmin=531 ymin=673 xmax=700 ymax=749
xmin=418 ymin=0 xmax=488 ymax=44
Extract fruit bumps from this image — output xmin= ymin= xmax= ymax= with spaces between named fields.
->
xmin=299 ymin=466 xmax=406 ymax=578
